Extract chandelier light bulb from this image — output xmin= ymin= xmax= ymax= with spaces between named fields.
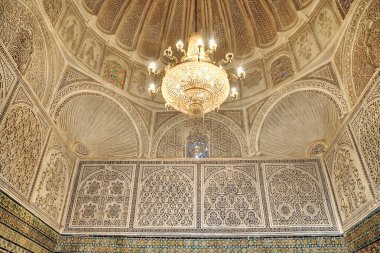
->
xmin=148 ymin=83 xmax=156 ymax=94
xmin=237 ymin=67 xmax=246 ymax=78
xmin=148 ymin=62 xmax=156 ymax=73
xmin=230 ymin=87 xmax=238 ymax=99
xmin=209 ymin=39 xmax=217 ymax=51
xmin=176 ymin=40 xmax=184 ymax=50
xmin=196 ymin=38 xmax=204 ymax=48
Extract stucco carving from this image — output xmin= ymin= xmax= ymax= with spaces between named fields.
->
xmin=0 ymin=102 xmax=42 ymax=196
xmin=263 ymin=163 xmax=333 ymax=228
xmin=202 ymin=165 xmax=264 ymax=228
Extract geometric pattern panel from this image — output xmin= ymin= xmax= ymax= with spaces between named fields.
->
xmin=202 ymin=164 xmax=265 ymax=229
xmin=134 ymin=164 xmax=197 ymax=229
xmin=64 ymin=159 xmax=338 ymax=236
xmin=262 ymin=162 xmax=335 ymax=229
xmin=66 ymin=164 xmax=136 ymax=232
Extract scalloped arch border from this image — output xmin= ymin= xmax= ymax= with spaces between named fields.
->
xmin=49 ymin=81 xmax=149 ymax=157
xmin=249 ymin=79 xmax=349 ymax=155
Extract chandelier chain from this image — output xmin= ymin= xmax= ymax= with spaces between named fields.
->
xmin=194 ymin=0 xmax=198 ymax=33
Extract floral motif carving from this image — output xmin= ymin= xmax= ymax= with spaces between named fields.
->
xmin=70 ymin=166 xmax=134 ymax=228
xmin=203 ymin=165 xmax=264 ymax=228
xmin=352 ymin=99 xmax=380 ymax=193
xmin=0 ymin=0 xmax=47 ymax=99
xmin=313 ymin=6 xmax=339 ymax=48
xmin=33 ymin=148 xmax=69 ymax=221
xmin=332 ymin=146 xmax=367 ymax=219
xmin=0 ymin=105 xmax=41 ymax=196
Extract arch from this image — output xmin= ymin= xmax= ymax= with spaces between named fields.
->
xmin=150 ymin=112 xmax=249 ymax=158
xmin=50 ymin=81 xmax=149 ymax=157
xmin=249 ymin=79 xmax=348 ymax=154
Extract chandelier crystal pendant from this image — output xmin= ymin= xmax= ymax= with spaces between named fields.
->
xmin=147 ymin=32 xmax=245 ymax=118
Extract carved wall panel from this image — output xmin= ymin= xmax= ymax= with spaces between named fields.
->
xmin=66 ymin=164 xmax=135 ymax=232
xmin=311 ymin=3 xmax=341 ymax=49
xmin=235 ymin=60 xmax=267 ymax=99
xmin=77 ymin=30 xmax=105 ymax=73
xmin=340 ymin=0 xmax=379 ymax=105
xmin=351 ymin=0 xmax=380 ymax=100
xmin=134 ymin=164 xmax=196 ymax=229
xmin=64 ymin=160 xmax=338 ymax=236
xmin=0 ymin=87 xmax=49 ymax=197
xmin=290 ymin=24 xmax=321 ymax=69
xmin=350 ymin=77 xmax=380 ymax=194
xmin=324 ymin=128 xmax=373 ymax=228
xmin=262 ymin=162 xmax=335 ymax=230
xmin=43 ymin=0 xmax=63 ymax=25
xmin=269 ymin=56 xmax=295 ymax=86
xmin=0 ymin=0 xmax=47 ymax=100
xmin=202 ymin=164 xmax=265 ymax=229
xmin=58 ymin=5 xmax=86 ymax=53
xmin=102 ymin=51 xmax=129 ymax=90
xmin=30 ymin=132 xmax=75 ymax=224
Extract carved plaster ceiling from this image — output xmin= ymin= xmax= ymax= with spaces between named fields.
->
xmin=77 ymin=0 xmax=315 ymax=62
xmin=37 ymin=0 xmax=349 ymax=158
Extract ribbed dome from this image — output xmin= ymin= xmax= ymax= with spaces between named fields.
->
xmin=78 ymin=0 xmax=313 ymax=61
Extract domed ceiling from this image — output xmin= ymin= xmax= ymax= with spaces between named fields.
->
xmin=38 ymin=0 xmax=348 ymax=158
xmin=76 ymin=0 xmax=315 ymax=63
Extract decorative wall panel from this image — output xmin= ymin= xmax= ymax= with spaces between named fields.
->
xmin=324 ymin=127 xmax=374 ymax=229
xmin=64 ymin=159 xmax=338 ymax=236
xmin=0 ymin=86 xmax=49 ymax=197
xmin=0 ymin=45 xmax=17 ymax=112
xmin=134 ymin=164 xmax=196 ymax=229
xmin=201 ymin=164 xmax=265 ymax=229
xmin=0 ymin=0 xmax=47 ymax=100
xmin=66 ymin=164 xmax=135 ymax=233
xmin=349 ymin=73 xmax=380 ymax=195
xmin=30 ymin=132 xmax=75 ymax=224
xmin=262 ymin=162 xmax=335 ymax=230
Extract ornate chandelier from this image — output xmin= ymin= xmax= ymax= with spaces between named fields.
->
xmin=146 ymin=0 xmax=245 ymax=119
xmin=147 ymin=33 xmax=245 ymax=118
